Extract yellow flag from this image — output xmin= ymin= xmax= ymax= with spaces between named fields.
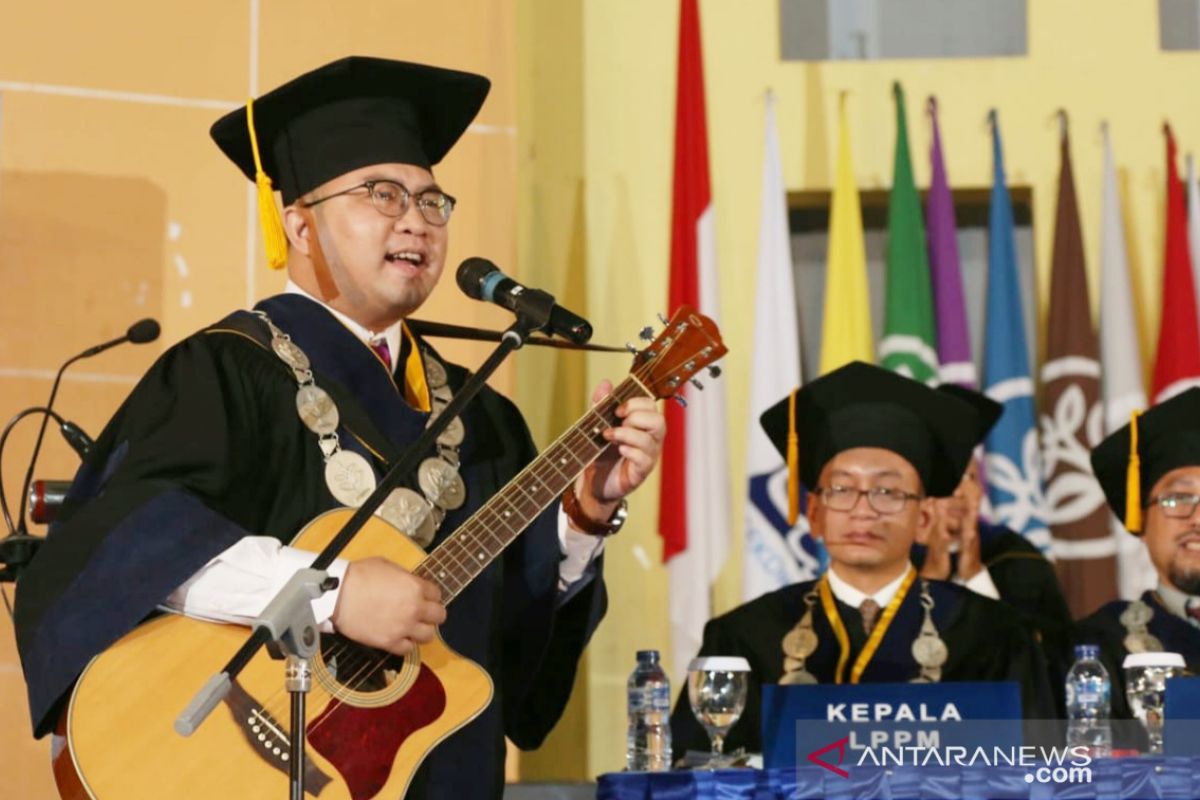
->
xmin=818 ymin=98 xmax=874 ymax=374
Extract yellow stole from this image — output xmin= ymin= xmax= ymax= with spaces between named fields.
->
xmin=818 ymin=567 xmax=917 ymax=684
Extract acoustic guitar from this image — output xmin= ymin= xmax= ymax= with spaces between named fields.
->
xmin=56 ymin=306 xmax=726 ymax=799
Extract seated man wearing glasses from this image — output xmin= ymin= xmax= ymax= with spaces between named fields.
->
xmin=1076 ymin=387 xmax=1200 ymax=728
xmin=670 ymin=362 xmax=1055 ymax=759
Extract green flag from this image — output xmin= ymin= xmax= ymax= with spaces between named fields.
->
xmin=879 ymin=82 xmax=939 ymax=385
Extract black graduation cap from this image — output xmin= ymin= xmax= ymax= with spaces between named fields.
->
xmin=212 ymin=56 xmax=490 ymax=204
xmin=210 ymin=56 xmax=489 ymax=269
xmin=936 ymin=383 xmax=1003 ymax=446
xmin=1091 ymin=387 xmax=1200 ymax=534
xmin=759 ymin=362 xmax=984 ymax=514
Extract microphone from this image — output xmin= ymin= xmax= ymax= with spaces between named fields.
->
xmin=79 ymin=317 xmax=161 ymax=357
xmin=456 ymin=258 xmax=593 ymax=344
xmin=16 ymin=318 xmax=160 ymax=537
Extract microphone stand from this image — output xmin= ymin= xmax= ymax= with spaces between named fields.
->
xmin=14 ymin=323 xmax=154 ymax=540
xmin=17 ymin=348 xmax=98 ymax=534
xmin=407 ymin=319 xmax=626 ymax=353
xmin=176 ymin=304 xmax=553 ymax=799
xmin=0 ymin=407 xmax=90 ymax=582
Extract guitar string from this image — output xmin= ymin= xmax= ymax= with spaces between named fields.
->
xmin=287 ymin=388 xmax=635 ymax=736
xmin=265 ymin=341 xmax=698 ymax=739
xmin=288 ymin=382 xmax=643 ymax=738
xmin=253 ymin=335 xmax=704 ymax=742
xmin=258 ymin=346 xmax=684 ymax=739
xmin=258 ymin=392 xmax=629 ymax=738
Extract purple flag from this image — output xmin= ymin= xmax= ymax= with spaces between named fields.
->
xmin=926 ymin=97 xmax=975 ymax=388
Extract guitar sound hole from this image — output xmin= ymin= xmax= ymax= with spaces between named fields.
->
xmin=319 ymin=634 xmax=408 ymax=693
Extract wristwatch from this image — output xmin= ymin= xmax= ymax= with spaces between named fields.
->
xmin=562 ymin=485 xmax=629 ymax=537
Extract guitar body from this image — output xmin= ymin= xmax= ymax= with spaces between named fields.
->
xmin=61 ymin=509 xmax=493 ymax=799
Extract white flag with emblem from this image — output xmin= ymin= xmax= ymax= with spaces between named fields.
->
xmin=743 ymin=92 xmax=821 ymax=602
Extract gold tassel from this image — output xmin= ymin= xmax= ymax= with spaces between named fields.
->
xmin=1125 ymin=409 xmax=1143 ymax=533
xmin=787 ymin=389 xmax=800 ymax=526
xmin=245 ymin=97 xmax=288 ymax=270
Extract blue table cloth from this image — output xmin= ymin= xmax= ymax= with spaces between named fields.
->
xmin=598 ymin=758 xmax=1200 ymax=799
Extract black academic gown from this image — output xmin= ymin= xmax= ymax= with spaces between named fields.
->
xmin=14 ymin=293 xmax=605 ymax=799
xmin=1074 ymin=590 xmax=1200 ymax=747
xmin=912 ymin=521 xmax=1074 ymax=712
xmin=669 ymin=574 xmax=1055 ymax=760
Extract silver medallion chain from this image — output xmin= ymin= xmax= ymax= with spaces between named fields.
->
xmin=254 ymin=310 xmax=465 ymax=548
xmin=1119 ymin=599 xmax=1162 ymax=653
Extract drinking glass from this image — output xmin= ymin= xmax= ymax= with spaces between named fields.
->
xmin=1123 ymin=651 xmax=1186 ymax=754
xmin=687 ymin=656 xmax=751 ymax=768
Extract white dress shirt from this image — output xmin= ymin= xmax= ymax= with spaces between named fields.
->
xmin=162 ymin=284 xmax=605 ymax=628
xmin=825 ymin=563 xmax=914 ymax=609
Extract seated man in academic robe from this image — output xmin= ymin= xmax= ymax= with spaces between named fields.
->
xmin=670 ymin=362 xmax=1055 ymax=759
xmin=912 ymin=385 xmax=1073 ymax=707
xmin=1075 ymin=387 xmax=1200 ymax=735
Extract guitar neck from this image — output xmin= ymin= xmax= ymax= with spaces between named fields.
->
xmin=415 ymin=374 xmax=649 ymax=601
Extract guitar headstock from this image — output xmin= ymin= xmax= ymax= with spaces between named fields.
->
xmin=630 ymin=306 xmax=727 ymax=401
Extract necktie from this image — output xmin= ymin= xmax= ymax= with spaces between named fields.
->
xmin=370 ymin=336 xmax=392 ymax=370
xmin=1186 ymin=599 xmax=1200 ymax=627
xmin=859 ymin=599 xmax=881 ymax=636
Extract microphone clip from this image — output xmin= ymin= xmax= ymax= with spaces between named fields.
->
xmin=0 ymin=533 xmax=43 ymax=583
xmin=510 ymin=289 xmax=558 ymax=343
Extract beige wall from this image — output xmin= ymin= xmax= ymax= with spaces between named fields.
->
xmin=0 ymin=2 xmax=518 ymax=795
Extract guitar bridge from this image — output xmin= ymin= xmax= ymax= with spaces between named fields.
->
xmin=223 ymin=680 xmax=332 ymax=793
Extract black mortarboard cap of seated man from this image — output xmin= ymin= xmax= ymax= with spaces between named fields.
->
xmin=759 ymin=361 xmax=984 ymax=500
xmin=1091 ymin=386 xmax=1200 ymax=535
xmin=210 ymin=55 xmax=490 ymax=205
xmin=936 ymin=383 xmax=1004 ymax=448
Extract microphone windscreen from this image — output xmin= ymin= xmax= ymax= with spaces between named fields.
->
xmin=456 ymin=258 xmax=499 ymax=300
xmin=127 ymin=318 xmax=161 ymax=344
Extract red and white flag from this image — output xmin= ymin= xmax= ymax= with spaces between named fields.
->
xmin=1151 ymin=124 xmax=1200 ymax=403
xmin=658 ymin=0 xmax=731 ymax=683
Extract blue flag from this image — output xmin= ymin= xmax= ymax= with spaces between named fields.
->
xmin=982 ymin=113 xmax=1051 ymax=552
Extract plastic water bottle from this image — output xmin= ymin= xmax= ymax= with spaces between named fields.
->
xmin=626 ymin=649 xmax=672 ymax=771
xmin=1066 ymin=644 xmax=1112 ymax=758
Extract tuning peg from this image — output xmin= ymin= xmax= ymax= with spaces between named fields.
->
xmin=638 ymin=326 xmax=654 ymax=341
xmin=707 ymin=365 xmax=722 ymax=379
xmin=690 ymin=379 xmax=705 ymax=391
xmin=672 ymin=394 xmax=688 ymax=408
xmin=657 ymin=312 xmax=669 ymax=325
xmin=625 ymin=342 xmax=638 ymax=355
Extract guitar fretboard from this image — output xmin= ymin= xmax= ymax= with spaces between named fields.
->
xmin=414 ymin=375 xmax=649 ymax=601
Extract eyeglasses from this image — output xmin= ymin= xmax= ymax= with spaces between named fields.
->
xmin=1148 ymin=492 xmax=1200 ymax=519
xmin=815 ymin=485 xmax=923 ymax=515
xmin=301 ymin=180 xmax=457 ymax=226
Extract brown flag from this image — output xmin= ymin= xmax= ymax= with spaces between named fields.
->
xmin=1040 ymin=117 xmax=1116 ymax=617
